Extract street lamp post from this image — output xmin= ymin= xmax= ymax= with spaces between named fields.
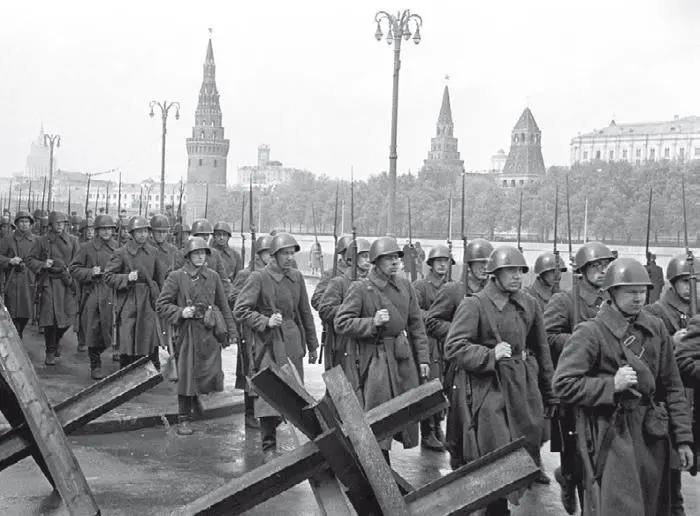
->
xmin=149 ymin=100 xmax=180 ymax=213
xmin=374 ymin=10 xmax=422 ymax=236
xmin=43 ymin=133 xmax=61 ymax=213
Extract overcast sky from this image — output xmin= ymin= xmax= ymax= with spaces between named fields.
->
xmin=3 ymin=0 xmax=700 ymax=185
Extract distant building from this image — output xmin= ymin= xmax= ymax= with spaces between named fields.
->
xmin=25 ymin=125 xmax=53 ymax=180
xmin=490 ymin=149 xmax=507 ymax=173
xmin=186 ymin=34 xmax=230 ymax=221
xmin=570 ymin=115 xmax=700 ymax=165
xmin=500 ymin=108 xmax=546 ymax=188
xmin=419 ymin=85 xmax=464 ymax=186
xmin=237 ymin=145 xmax=309 ymax=187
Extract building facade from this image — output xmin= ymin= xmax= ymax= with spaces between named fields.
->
xmin=570 ymin=115 xmax=700 ymax=165
xmin=25 ymin=125 xmax=53 ymax=180
xmin=236 ymin=145 xmax=309 ymax=187
xmin=185 ymin=35 xmax=230 ymax=221
xmin=500 ymin=107 xmax=546 ymax=188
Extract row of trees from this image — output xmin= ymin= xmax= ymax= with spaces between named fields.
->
xmin=206 ymin=160 xmax=700 ymax=246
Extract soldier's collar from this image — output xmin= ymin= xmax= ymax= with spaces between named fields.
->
xmin=533 ymin=277 xmax=552 ymax=299
xmin=92 ymin=237 xmax=116 ymax=251
xmin=662 ymin=287 xmax=689 ymax=313
xmin=368 ymin=267 xmax=398 ymax=290
xmin=14 ymin=230 xmax=33 ymax=241
xmin=267 ymin=262 xmax=295 ymax=282
xmin=426 ymin=269 xmax=446 ymax=288
xmin=183 ymin=261 xmax=210 ymax=278
xmin=126 ymin=240 xmax=150 ymax=256
xmin=579 ymin=279 xmax=604 ymax=305
xmin=598 ymin=301 xmax=657 ymax=338
xmin=482 ymin=279 xmax=513 ymax=311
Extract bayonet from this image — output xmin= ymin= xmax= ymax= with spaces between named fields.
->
xmin=461 ymin=171 xmax=469 ymax=296
xmin=204 ymin=183 xmax=210 ymax=219
xmin=27 ymin=181 xmax=32 ymax=211
xmin=332 ymin=183 xmax=339 ymax=278
xmin=566 ymin=174 xmax=579 ymax=326
xmin=94 ymin=185 xmax=100 ymax=217
xmin=553 ymin=183 xmax=561 ymax=292
xmin=105 ymin=180 xmax=110 ymax=214
xmin=240 ymin=189 xmax=246 ymax=269
xmin=249 ymin=175 xmax=255 ymax=271
xmin=407 ymin=197 xmax=416 ymax=281
xmin=41 ymin=176 xmax=47 ymax=216
xmin=517 ymin=190 xmax=523 ymax=253
xmin=351 ymin=168 xmax=357 ymax=281
xmin=85 ymin=174 xmax=91 ymax=219
xmin=682 ymin=176 xmax=697 ymax=316
xmin=645 ymin=188 xmax=653 ymax=265
xmin=67 ymin=187 xmax=71 ymax=219
xmin=447 ymin=193 xmax=453 ymax=282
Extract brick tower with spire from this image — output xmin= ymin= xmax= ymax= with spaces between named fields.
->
xmin=420 ymin=84 xmax=464 ymax=187
xmin=186 ymin=33 xmax=230 ymax=221
xmin=500 ymin=107 xmax=546 ymax=187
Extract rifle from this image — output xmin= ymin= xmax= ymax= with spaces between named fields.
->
xmin=516 ymin=189 xmax=523 ymax=253
xmin=240 ymin=191 xmax=246 ymax=269
xmin=176 ymin=178 xmax=184 ymax=247
xmin=461 ymin=171 xmax=468 ymax=296
xmin=681 ymin=177 xmax=697 ymax=317
xmin=27 ymin=181 xmax=32 ymax=211
xmin=94 ymin=185 xmax=100 ymax=217
xmin=204 ymin=183 xmax=209 ymax=219
xmin=41 ymin=176 xmax=46 ymax=216
xmin=248 ymin=175 xmax=256 ymax=272
xmin=644 ymin=188 xmax=653 ymax=303
xmin=17 ymin=187 xmax=21 ymax=213
xmin=406 ymin=197 xmax=416 ymax=282
xmin=332 ymin=183 xmax=340 ymax=278
xmin=105 ymin=180 xmax=110 ymax=214
xmin=351 ymin=169 xmax=357 ymax=282
xmin=85 ymin=174 xmax=92 ymax=219
xmin=446 ymin=192 xmax=453 ymax=282
xmin=138 ymin=185 xmax=143 ymax=217
xmin=553 ymin=183 xmax=562 ymax=292
xmin=67 ymin=187 xmax=71 ymax=220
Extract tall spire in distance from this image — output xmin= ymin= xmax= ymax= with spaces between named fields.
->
xmin=437 ymin=85 xmax=453 ymax=129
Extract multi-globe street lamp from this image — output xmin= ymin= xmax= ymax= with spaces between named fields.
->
xmin=149 ymin=100 xmax=180 ymax=213
xmin=374 ymin=10 xmax=422 ymax=235
xmin=43 ymin=133 xmax=61 ymax=212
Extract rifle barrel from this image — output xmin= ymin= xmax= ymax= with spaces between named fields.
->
xmin=332 ymin=183 xmax=339 ymax=278
xmin=645 ymin=188 xmax=653 ymax=263
xmin=516 ymin=190 xmax=523 ymax=252
xmin=682 ymin=176 xmax=697 ymax=316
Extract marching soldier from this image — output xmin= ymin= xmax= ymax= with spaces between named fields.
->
xmin=234 ymin=233 xmax=318 ymax=462
xmin=317 ymin=238 xmax=372 ymax=373
xmin=425 ymin=238 xmax=494 ymax=345
xmin=413 ymin=244 xmax=453 ymax=451
xmin=117 ymin=218 xmax=131 ymax=247
xmin=544 ymin=241 xmax=613 ymax=514
xmin=646 ymin=252 xmax=665 ymax=304
xmin=150 ymin=214 xmax=179 ymax=276
xmin=231 ymin=234 xmax=274 ymax=430
xmin=334 ymin=236 xmax=430 ymax=465
xmin=553 ymin=258 xmax=693 ymax=515
xmin=0 ymin=211 xmax=36 ymax=338
xmin=73 ymin=217 xmax=95 ymax=352
xmin=27 ymin=211 xmax=80 ymax=365
xmin=0 ymin=216 xmax=14 ymax=239
xmin=311 ymin=235 xmax=352 ymax=311
xmin=524 ymin=252 xmax=568 ymax=311
xmin=645 ymin=254 xmax=694 ymax=515
xmin=156 ymin=237 xmax=236 ymax=436
xmin=444 ymin=246 xmax=555 ymax=513
xmin=104 ymin=216 xmax=165 ymax=369
xmin=174 ymin=219 xmax=228 ymax=289
xmin=211 ymin=221 xmax=242 ymax=285
xmin=70 ymin=214 xmax=118 ymax=379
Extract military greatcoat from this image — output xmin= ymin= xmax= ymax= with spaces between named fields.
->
xmin=413 ymin=269 xmax=447 ymax=380
xmin=317 ymin=268 xmax=359 ymax=374
xmin=523 ymin=276 xmax=555 ymax=312
xmin=553 ymin=302 xmax=692 ymax=516
xmin=0 ymin=230 xmax=36 ymax=319
xmin=425 ymin=276 xmax=485 ymax=343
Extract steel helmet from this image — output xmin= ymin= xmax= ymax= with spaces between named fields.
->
xmin=534 ymin=252 xmax=567 ymax=276
xmin=426 ymin=244 xmax=455 ymax=265
xmin=602 ymin=258 xmax=652 ymax=290
xmin=574 ymin=242 xmax=614 ymax=271
xmin=345 ymin=238 xmax=372 ymax=259
xmin=191 ymin=219 xmax=213 ymax=235
xmin=335 ymin=235 xmax=353 ymax=255
xmin=183 ymin=237 xmax=211 ymax=257
xmin=255 ymin=234 xmax=274 ymax=253
xmin=0 ymin=216 xmax=13 ymax=227
xmin=13 ymin=211 xmax=34 ymax=225
xmin=666 ymin=254 xmax=692 ymax=283
xmin=80 ymin=218 xmax=95 ymax=231
xmin=269 ymin=233 xmax=300 ymax=256
xmin=369 ymin=236 xmax=403 ymax=264
xmin=150 ymin=214 xmax=170 ymax=230
xmin=465 ymin=239 xmax=494 ymax=263
xmin=484 ymin=246 xmax=529 ymax=274
xmin=128 ymin=216 xmax=150 ymax=233
xmin=94 ymin=214 xmax=116 ymax=229
xmin=48 ymin=211 xmax=69 ymax=225
xmin=33 ymin=209 xmax=44 ymax=221
xmin=213 ymin=221 xmax=232 ymax=235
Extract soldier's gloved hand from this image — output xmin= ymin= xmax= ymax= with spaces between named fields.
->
xmin=614 ymin=365 xmax=638 ymax=392
xmin=373 ymin=309 xmax=390 ymax=327
xmin=268 ymin=313 xmax=283 ymax=328
xmin=92 ymin=266 xmax=102 ymax=276
xmin=182 ymin=306 xmax=196 ymax=319
xmin=673 ymin=328 xmax=688 ymax=346
xmin=9 ymin=257 xmax=22 ymax=266
xmin=494 ymin=342 xmax=512 ymax=361
xmin=44 ymin=259 xmax=54 ymax=269
xmin=419 ymin=363 xmax=430 ymax=379
xmin=128 ymin=271 xmax=138 ymax=282
xmin=308 ymin=349 xmax=318 ymax=364
xmin=678 ymin=444 xmax=694 ymax=471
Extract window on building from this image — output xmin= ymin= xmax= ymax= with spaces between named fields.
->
xmin=680 ymin=147 xmax=685 ymax=160
xmin=214 ymin=159 xmax=217 ymax=167
xmin=519 ymin=179 xmax=524 ymax=185
xmin=511 ymin=180 xmax=516 ymax=187
xmin=198 ymin=159 xmax=203 ymax=166
xmin=609 ymin=150 xmax=614 ymax=161
xmin=583 ymin=150 xmax=588 ymax=160
xmin=635 ymin=148 xmax=641 ymax=158
xmin=595 ymin=150 xmax=601 ymax=160
xmin=695 ymin=147 xmax=700 ymax=158
xmin=502 ymin=180 xmax=507 ymax=187
xmin=649 ymin=148 xmax=656 ymax=160
xmin=664 ymin=147 xmax=670 ymax=159
xmin=622 ymin=149 xmax=628 ymax=160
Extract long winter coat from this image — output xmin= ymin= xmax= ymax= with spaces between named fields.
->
xmin=0 ymin=230 xmax=36 ymax=319
xmin=151 ymin=240 xmax=180 ymax=278
xmin=156 ymin=262 xmax=236 ymax=396
xmin=233 ymin=261 xmax=318 ymax=417
xmin=211 ymin=242 xmax=242 ymax=283
xmin=26 ymin=230 xmax=79 ymax=328
xmin=523 ymin=276 xmax=556 ymax=312
xmin=443 ymin=280 xmax=554 ymax=468
xmin=425 ymin=276 xmax=485 ymax=343
xmin=334 ymin=267 xmax=429 ymax=450
xmin=104 ymin=240 xmax=165 ymax=356
xmin=413 ymin=269 xmax=447 ymax=381
xmin=553 ymin=302 xmax=693 ymax=516
xmin=317 ymin=269 xmax=360 ymax=374
xmin=675 ymin=315 xmax=700 ymax=474
xmin=175 ymin=245 xmax=228 ymax=292
xmin=70 ymin=237 xmax=118 ymax=350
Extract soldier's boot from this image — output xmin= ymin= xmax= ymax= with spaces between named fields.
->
xmin=176 ymin=415 xmax=194 ymax=436
xmin=554 ymin=467 xmax=577 ymax=515
xmin=44 ymin=354 xmax=56 ymax=366
xmin=532 ymin=448 xmax=551 ymax=485
xmin=670 ymin=469 xmax=686 ymax=516
xmin=420 ymin=418 xmax=444 ymax=451
xmin=90 ymin=368 xmax=105 ymax=380
xmin=261 ymin=416 xmax=281 ymax=462
xmin=434 ymin=413 xmax=445 ymax=443
xmin=244 ymin=393 xmax=260 ymax=430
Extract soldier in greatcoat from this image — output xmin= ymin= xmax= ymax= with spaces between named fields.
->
xmin=0 ymin=211 xmax=36 ymax=338
xmin=317 ymin=238 xmax=372 ymax=374
xmin=0 ymin=216 xmax=14 ymax=239
xmin=27 ymin=211 xmax=80 ymax=365
xmin=524 ymin=251 xmax=568 ymax=311
xmin=413 ymin=243 xmax=453 ymax=451
xmin=334 ymin=236 xmax=430 ymax=465
xmin=104 ymin=216 xmax=165 ymax=369
xmin=149 ymin=214 xmax=180 ymax=353
xmin=79 ymin=218 xmax=95 ymax=243
xmin=544 ymin=241 xmax=613 ymax=514
xmin=553 ymin=258 xmax=694 ymax=516
xmin=644 ymin=254 xmax=694 ymax=515
xmin=311 ymin=235 xmax=352 ymax=311
xmin=73 ymin=217 xmax=95 ymax=353
xmin=444 ymin=246 xmax=555 ymax=514
xmin=212 ymin=221 xmax=242 ymax=285
xmin=156 ymin=237 xmax=236 ymax=436
xmin=70 ymin=214 xmax=118 ymax=379
xmin=174 ymin=219 xmax=229 ymax=291
xmin=231 ymin=234 xmax=274 ymax=430
xmin=234 ymin=232 xmax=318 ymax=462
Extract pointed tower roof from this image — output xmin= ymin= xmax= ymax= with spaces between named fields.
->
xmin=438 ymin=85 xmax=453 ymax=125
xmin=205 ymin=37 xmax=214 ymax=63
xmin=513 ymin=107 xmax=540 ymax=133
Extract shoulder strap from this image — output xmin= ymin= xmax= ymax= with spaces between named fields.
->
xmin=476 ymin=291 xmax=502 ymax=342
xmin=657 ymin=302 xmax=681 ymax=333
